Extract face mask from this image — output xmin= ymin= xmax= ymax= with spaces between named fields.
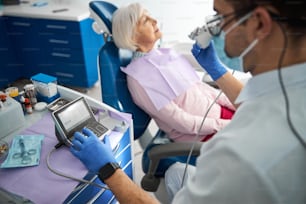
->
xmin=221 ymin=11 xmax=259 ymax=72
xmin=212 ymin=32 xmax=241 ymax=71
xmin=237 ymin=38 xmax=258 ymax=72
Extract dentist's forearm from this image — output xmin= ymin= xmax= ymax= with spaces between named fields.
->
xmin=104 ymin=169 xmax=160 ymax=204
xmin=215 ymin=71 xmax=243 ymax=108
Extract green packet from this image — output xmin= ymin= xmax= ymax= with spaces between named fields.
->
xmin=0 ymin=135 xmax=44 ymax=168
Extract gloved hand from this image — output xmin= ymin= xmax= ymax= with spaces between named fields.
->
xmin=191 ymin=41 xmax=227 ymax=81
xmin=70 ymin=128 xmax=116 ymax=173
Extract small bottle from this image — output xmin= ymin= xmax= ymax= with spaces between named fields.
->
xmin=24 ymin=84 xmax=37 ymax=106
xmin=0 ymin=94 xmax=7 ymax=107
xmin=24 ymin=98 xmax=33 ymax=114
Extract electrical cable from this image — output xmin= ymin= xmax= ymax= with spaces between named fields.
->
xmin=181 ymin=88 xmax=223 ymax=187
xmin=180 ymin=69 xmax=236 ymax=187
xmin=46 ymin=147 xmax=110 ymax=191
xmin=276 ymin=22 xmax=306 ymax=149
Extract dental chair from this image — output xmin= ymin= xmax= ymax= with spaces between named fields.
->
xmin=89 ymin=1 xmax=202 ymax=195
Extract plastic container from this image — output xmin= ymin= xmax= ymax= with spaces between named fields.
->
xmin=5 ymin=87 xmax=19 ymax=101
xmin=0 ymin=95 xmax=25 ymax=136
xmin=31 ymin=73 xmax=60 ymax=103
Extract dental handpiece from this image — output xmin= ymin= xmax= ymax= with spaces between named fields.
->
xmin=188 ymin=24 xmax=212 ymax=49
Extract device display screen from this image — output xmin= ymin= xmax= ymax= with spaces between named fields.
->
xmin=56 ymin=99 xmax=91 ymax=133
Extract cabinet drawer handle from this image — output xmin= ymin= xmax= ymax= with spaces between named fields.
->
xmin=115 ymin=143 xmax=130 ymax=159
xmin=49 ymin=39 xmax=69 ymax=44
xmin=55 ymin=72 xmax=74 ymax=78
xmin=46 ymin=25 xmax=67 ymax=30
xmin=66 ymin=175 xmax=99 ymax=204
xmin=12 ymin=22 xmax=31 ymax=27
xmin=51 ymin=52 xmax=71 ymax=58
xmin=86 ymin=188 xmax=106 ymax=204
xmin=113 ymin=143 xmax=120 ymax=155
xmin=122 ymin=160 xmax=132 ymax=171
xmin=108 ymin=195 xmax=116 ymax=204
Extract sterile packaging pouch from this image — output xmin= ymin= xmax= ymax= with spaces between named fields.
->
xmin=0 ymin=135 xmax=44 ymax=168
xmin=31 ymin=73 xmax=60 ymax=103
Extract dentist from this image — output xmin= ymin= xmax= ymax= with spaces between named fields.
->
xmin=70 ymin=0 xmax=306 ymax=203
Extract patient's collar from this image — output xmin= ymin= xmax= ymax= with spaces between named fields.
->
xmin=132 ymin=51 xmax=147 ymax=61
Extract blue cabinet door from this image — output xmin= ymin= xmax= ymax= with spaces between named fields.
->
xmin=39 ymin=18 xmax=104 ymax=88
xmin=0 ymin=16 xmax=22 ymax=89
xmin=5 ymin=17 xmax=44 ymax=78
xmin=4 ymin=16 xmax=104 ymax=88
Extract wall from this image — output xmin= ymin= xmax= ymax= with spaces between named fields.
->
xmin=107 ymin=0 xmax=214 ymax=45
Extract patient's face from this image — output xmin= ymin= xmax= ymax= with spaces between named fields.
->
xmin=133 ymin=11 xmax=162 ymax=52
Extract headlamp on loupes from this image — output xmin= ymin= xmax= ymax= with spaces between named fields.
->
xmin=189 ymin=7 xmax=256 ymax=48
xmin=189 ymin=14 xmax=223 ymax=49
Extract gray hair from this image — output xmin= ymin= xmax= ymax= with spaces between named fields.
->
xmin=112 ymin=3 xmax=144 ymax=51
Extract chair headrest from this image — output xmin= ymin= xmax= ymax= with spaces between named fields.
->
xmin=89 ymin=1 xmax=117 ymax=36
xmin=91 ymin=1 xmax=152 ymax=139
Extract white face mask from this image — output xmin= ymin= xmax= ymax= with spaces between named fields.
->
xmin=222 ymin=11 xmax=259 ymax=72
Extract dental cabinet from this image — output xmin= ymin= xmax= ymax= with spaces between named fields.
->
xmin=1 ymin=0 xmax=104 ymax=89
xmin=0 ymin=85 xmax=134 ymax=204
xmin=0 ymin=16 xmax=21 ymax=88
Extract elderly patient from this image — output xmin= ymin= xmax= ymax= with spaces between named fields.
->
xmin=112 ymin=3 xmax=235 ymax=142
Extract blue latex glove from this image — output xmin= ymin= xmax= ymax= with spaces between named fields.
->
xmin=70 ymin=128 xmax=116 ymax=173
xmin=191 ymin=41 xmax=227 ymax=81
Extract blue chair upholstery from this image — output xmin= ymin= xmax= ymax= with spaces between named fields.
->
xmin=89 ymin=1 xmax=202 ymax=192
xmin=98 ymin=41 xmax=153 ymax=138
xmin=90 ymin=0 xmax=151 ymax=139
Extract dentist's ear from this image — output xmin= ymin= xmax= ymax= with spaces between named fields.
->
xmin=252 ymin=6 xmax=274 ymax=40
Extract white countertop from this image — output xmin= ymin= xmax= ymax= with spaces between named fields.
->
xmin=2 ymin=0 xmax=93 ymax=21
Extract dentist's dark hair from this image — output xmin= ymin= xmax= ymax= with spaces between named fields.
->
xmin=227 ymin=0 xmax=306 ymax=33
